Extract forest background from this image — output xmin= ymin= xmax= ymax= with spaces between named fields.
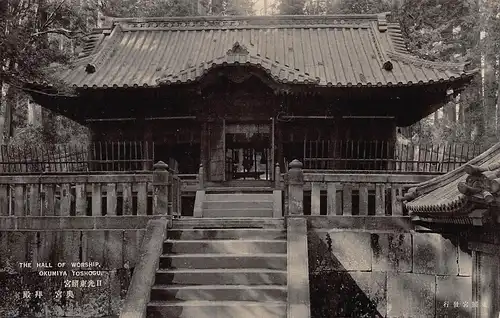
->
xmin=1 ymin=0 xmax=500 ymax=151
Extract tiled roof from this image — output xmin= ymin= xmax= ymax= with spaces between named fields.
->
xmin=404 ymin=142 xmax=500 ymax=219
xmin=50 ymin=14 xmax=475 ymax=89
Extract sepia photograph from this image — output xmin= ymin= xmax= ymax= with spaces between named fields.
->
xmin=0 ymin=0 xmax=499 ymax=317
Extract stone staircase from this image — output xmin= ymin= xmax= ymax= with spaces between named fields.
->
xmin=146 ymin=218 xmax=287 ymax=318
xmin=201 ymin=188 xmax=276 ymax=218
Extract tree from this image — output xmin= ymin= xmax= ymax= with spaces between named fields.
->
xmin=278 ymin=0 xmax=307 ymax=15
xmin=97 ymin=0 xmax=254 ymax=17
xmin=0 ymin=0 xmax=94 ymax=144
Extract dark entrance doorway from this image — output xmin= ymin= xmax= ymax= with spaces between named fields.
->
xmin=205 ymin=120 xmax=275 ymax=184
xmin=224 ymin=122 xmax=273 ymax=182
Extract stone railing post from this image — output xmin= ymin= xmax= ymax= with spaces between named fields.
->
xmin=198 ymin=164 xmax=204 ymax=190
xmin=153 ymin=161 xmax=170 ymax=215
xmin=274 ymin=163 xmax=281 ymax=189
xmin=288 ymin=159 xmax=304 ymax=215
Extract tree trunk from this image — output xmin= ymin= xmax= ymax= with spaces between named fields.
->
xmin=0 ymin=83 xmax=7 ymax=143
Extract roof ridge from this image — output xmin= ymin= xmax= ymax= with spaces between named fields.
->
xmin=108 ymin=13 xmax=391 ymax=32
xmin=108 ymin=13 xmax=388 ymax=24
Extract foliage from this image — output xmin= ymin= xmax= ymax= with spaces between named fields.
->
xmin=0 ymin=0 xmax=93 ymax=88
xmin=95 ymin=0 xmax=254 ymax=17
xmin=97 ymin=0 xmax=200 ymax=17
xmin=278 ymin=0 xmax=307 ymax=15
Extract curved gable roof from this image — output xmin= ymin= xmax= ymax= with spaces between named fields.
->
xmin=49 ymin=14 xmax=475 ymax=89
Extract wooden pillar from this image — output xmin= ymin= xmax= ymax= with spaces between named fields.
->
xmin=200 ymin=122 xmax=207 ymax=181
xmin=153 ymin=161 xmax=170 ymax=215
xmin=143 ymin=120 xmax=153 ymax=171
xmin=287 ymin=159 xmax=304 ymax=215
xmin=274 ymin=163 xmax=281 ymax=189
xmin=87 ymin=123 xmax=99 ymax=171
xmin=198 ymin=164 xmax=205 ymax=190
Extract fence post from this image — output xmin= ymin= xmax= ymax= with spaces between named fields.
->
xmin=275 ymin=163 xmax=281 ymax=189
xmin=288 ymin=159 xmax=304 ymax=215
xmin=198 ymin=164 xmax=204 ymax=190
xmin=153 ymin=161 xmax=170 ymax=215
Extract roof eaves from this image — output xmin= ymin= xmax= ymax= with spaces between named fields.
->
xmin=411 ymin=214 xmax=474 ymax=225
xmin=410 ymin=207 xmax=491 ymax=226
xmin=406 ymin=193 xmax=468 ymax=214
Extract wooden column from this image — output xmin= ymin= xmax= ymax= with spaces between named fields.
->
xmin=288 ymin=159 xmax=304 ymax=215
xmin=198 ymin=164 xmax=205 ymax=190
xmin=274 ymin=163 xmax=281 ymax=189
xmin=143 ymin=119 xmax=153 ymax=171
xmin=200 ymin=122 xmax=207 ymax=182
xmin=276 ymin=115 xmax=284 ymax=168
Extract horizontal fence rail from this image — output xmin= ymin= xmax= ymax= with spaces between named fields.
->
xmin=302 ymin=174 xmax=434 ymax=216
xmin=285 ymin=160 xmax=436 ymax=216
xmin=0 ymin=167 xmax=181 ymax=217
xmin=303 ymin=140 xmax=483 ymax=173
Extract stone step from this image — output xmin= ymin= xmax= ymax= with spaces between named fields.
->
xmin=150 ymin=285 xmax=287 ymax=302
xmin=205 ymin=193 xmax=274 ymax=201
xmin=167 ymin=228 xmax=286 ymax=240
xmin=203 ymin=200 xmax=273 ymax=210
xmin=163 ymin=240 xmax=286 ymax=254
xmin=203 ymin=208 xmax=273 ymax=218
xmin=159 ymin=253 xmax=287 ymax=270
xmin=146 ymin=300 xmax=286 ymax=318
xmin=205 ymin=186 xmax=273 ymax=193
xmin=154 ymin=268 xmax=287 ymax=285
xmin=172 ymin=218 xmax=285 ymax=229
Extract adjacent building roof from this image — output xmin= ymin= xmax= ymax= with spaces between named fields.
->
xmin=48 ymin=14 xmax=475 ymax=89
xmin=403 ymin=142 xmax=500 ymax=225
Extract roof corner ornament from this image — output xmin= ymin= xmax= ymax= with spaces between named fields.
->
xmin=382 ymin=60 xmax=393 ymax=71
xmin=227 ymin=42 xmax=249 ymax=55
xmin=85 ymin=63 xmax=96 ymax=74
xmin=464 ymin=161 xmax=500 ymax=176
xmin=459 ymin=161 xmax=500 ymax=205
xmin=396 ymin=188 xmax=417 ymax=202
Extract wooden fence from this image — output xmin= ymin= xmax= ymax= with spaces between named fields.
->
xmin=0 ymin=161 xmax=181 ymax=217
xmin=285 ymin=160 xmax=436 ymax=216
xmin=303 ymin=140 xmax=483 ymax=173
xmin=0 ymin=141 xmax=158 ymax=173
xmin=0 ymin=161 xmax=179 ymax=271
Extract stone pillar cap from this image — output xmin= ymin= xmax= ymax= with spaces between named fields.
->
xmin=289 ymin=159 xmax=303 ymax=169
xmin=153 ymin=161 xmax=169 ymax=170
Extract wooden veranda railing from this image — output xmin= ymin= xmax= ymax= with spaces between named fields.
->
xmin=284 ymin=160 xmax=436 ymax=216
xmin=0 ymin=162 xmax=181 ymax=217
xmin=302 ymin=140 xmax=483 ymax=173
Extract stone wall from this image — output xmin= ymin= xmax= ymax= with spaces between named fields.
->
xmin=0 ymin=268 xmax=131 ymax=317
xmin=0 ymin=216 xmax=154 ymax=317
xmin=307 ymin=217 xmax=475 ymax=318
